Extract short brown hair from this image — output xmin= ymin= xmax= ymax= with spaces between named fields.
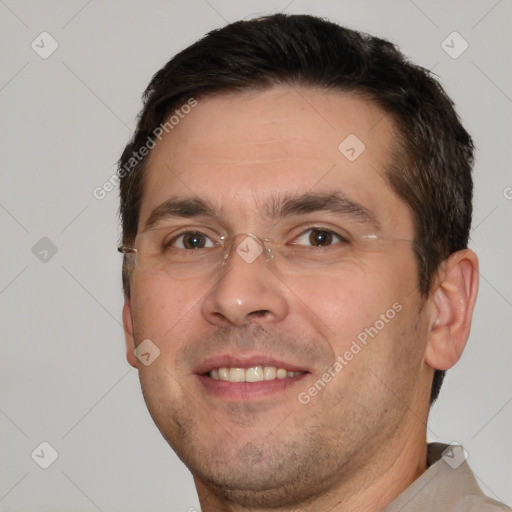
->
xmin=118 ymin=14 xmax=474 ymax=403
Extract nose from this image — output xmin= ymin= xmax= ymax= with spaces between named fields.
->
xmin=201 ymin=234 xmax=289 ymax=327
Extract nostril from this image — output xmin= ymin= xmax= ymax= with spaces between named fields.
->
xmin=250 ymin=310 xmax=270 ymax=318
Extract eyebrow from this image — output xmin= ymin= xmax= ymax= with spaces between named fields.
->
xmin=143 ymin=197 xmax=218 ymax=231
xmin=265 ymin=191 xmax=380 ymax=229
xmin=142 ymin=191 xmax=380 ymax=232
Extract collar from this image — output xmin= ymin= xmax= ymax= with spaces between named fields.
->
xmin=383 ymin=443 xmax=500 ymax=512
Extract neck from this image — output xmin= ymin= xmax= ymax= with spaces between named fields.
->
xmin=194 ymin=432 xmax=428 ymax=512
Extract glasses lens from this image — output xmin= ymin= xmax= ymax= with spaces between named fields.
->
xmin=134 ymin=226 xmax=223 ymax=278
xmin=130 ymin=224 xmax=410 ymax=279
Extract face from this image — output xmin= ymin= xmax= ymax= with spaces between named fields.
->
xmin=123 ymin=86 xmax=433 ymax=506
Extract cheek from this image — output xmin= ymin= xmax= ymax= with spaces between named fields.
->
xmin=293 ymin=252 xmax=419 ymax=355
xmin=130 ymin=269 xmax=206 ymax=344
xmin=129 ymin=273 xmax=202 ymax=431
xmin=291 ymin=259 xmax=408 ymax=326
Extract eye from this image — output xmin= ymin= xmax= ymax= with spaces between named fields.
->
xmin=292 ymin=228 xmax=346 ymax=247
xmin=168 ymin=232 xmax=217 ymax=250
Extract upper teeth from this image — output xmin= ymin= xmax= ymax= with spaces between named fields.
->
xmin=209 ymin=366 xmax=302 ymax=382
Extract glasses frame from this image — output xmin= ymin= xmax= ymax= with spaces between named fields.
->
xmin=118 ymin=228 xmax=416 ymax=273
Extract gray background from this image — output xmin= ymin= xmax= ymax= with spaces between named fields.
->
xmin=1 ymin=0 xmax=511 ymax=510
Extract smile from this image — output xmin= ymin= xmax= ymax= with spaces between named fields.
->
xmin=209 ymin=366 xmax=306 ymax=382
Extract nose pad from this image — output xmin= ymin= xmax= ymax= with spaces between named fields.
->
xmin=220 ymin=233 xmax=274 ymax=267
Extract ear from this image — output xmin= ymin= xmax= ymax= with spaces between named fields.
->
xmin=424 ymin=249 xmax=479 ymax=371
xmin=123 ymin=296 xmax=137 ymax=368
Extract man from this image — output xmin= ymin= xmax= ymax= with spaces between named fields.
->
xmin=117 ymin=14 xmax=510 ymax=511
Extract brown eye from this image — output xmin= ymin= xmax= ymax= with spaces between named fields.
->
xmin=182 ymin=233 xmax=207 ymax=249
xmin=170 ymin=232 xmax=215 ymax=250
xmin=292 ymin=228 xmax=345 ymax=247
xmin=309 ymin=229 xmax=333 ymax=246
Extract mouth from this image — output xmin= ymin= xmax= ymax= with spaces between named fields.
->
xmin=209 ymin=366 xmax=305 ymax=382
xmin=194 ymin=356 xmax=310 ymax=401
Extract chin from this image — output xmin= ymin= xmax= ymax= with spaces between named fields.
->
xmin=192 ymin=452 xmax=327 ymax=509
xmin=169 ymin=427 xmax=341 ymax=508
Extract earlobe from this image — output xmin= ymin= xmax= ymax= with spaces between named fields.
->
xmin=424 ymin=249 xmax=479 ymax=371
xmin=122 ymin=297 xmax=137 ymax=368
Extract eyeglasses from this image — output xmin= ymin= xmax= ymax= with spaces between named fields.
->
xmin=118 ymin=223 xmax=415 ymax=280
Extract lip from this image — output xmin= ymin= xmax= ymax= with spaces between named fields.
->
xmin=193 ymin=353 xmax=311 ymax=402
xmin=195 ymin=372 xmax=308 ymax=401
xmin=193 ymin=353 xmax=310 ymax=375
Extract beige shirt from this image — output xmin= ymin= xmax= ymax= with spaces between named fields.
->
xmin=384 ymin=443 xmax=511 ymax=511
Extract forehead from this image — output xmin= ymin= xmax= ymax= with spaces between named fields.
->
xmin=139 ymin=86 xmax=411 ymax=234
